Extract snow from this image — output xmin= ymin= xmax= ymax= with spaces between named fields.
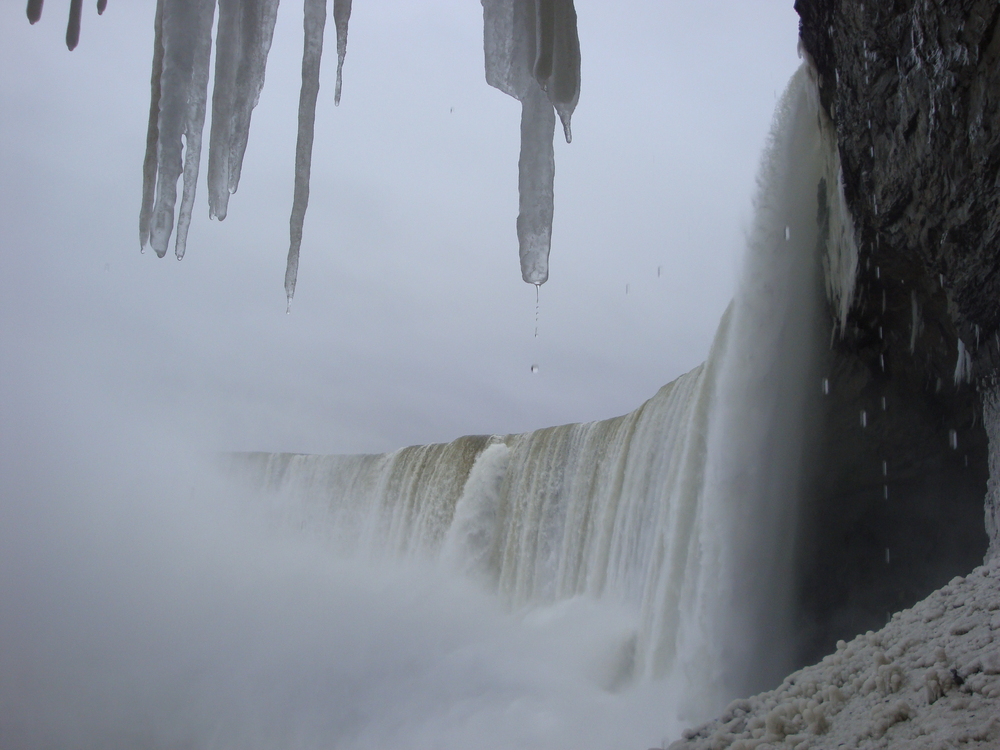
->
xmin=483 ymin=0 xmax=579 ymax=285
xmin=285 ymin=0 xmax=327 ymax=304
xmin=668 ymin=557 xmax=1000 ymax=750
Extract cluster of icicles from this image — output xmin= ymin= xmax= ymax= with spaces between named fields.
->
xmin=26 ymin=0 xmax=580 ymax=300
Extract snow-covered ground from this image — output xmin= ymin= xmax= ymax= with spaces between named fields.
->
xmin=669 ymin=557 xmax=1000 ymax=750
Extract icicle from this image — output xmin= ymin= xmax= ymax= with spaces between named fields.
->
xmin=484 ymin=0 xmax=575 ymax=285
xmin=285 ymin=0 xmax=328 ymax=304
xmin=207 ymin=0 xmax=280 ymax=221
xmin=66 ymin=0 xmax=82 ymax=51
xmin=532 ymin=0 xmax=580 ymax=143
xmin=333 ymin=0 xmax=352 ymax=105
xmin=174 ymin=0 xmax=215 ymax=259
xmin=97 ymin=0 xmax=107 ymax=15
xmin=517 ymin=83 xmax=556 ymax=284
xmin=144 ymin=0 xmax=216 ymax=258
xmin=139 ymin=0 xmax=166 ymax=251
xmin=26 ymin=0 xmax=43 ymax=24
xmin=954 ymin=338 xmax=972 ymax=385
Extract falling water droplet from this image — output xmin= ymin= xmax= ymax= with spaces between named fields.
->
xmin=822 ymin=377 xmax=830 ymax=395
xmin=882 ymin=460 xmax=888 ymax=476
xmin=876 ymin=266 xmax=880 ymax=279
xmin=964 ymin=454 xmax=969 ymax=467
xmin=530 ymin=364 xmax=539 ymax=374
xmin=657 ymin=266 xmax=662 ymax=278
xmin=880 ymin=354 xmax=885 ymax=371
xmin=881 ymin=396 xmax=887 ymax=410
xmin=534 ymin=283 xmax=540 ymax=339
xmin=784 ymin=226 xmax=791 ymax=241
xmin=879 ymin=326 xmax=883 ymax=339
xmin=625 ymin=283 xmax=630 ymax=295
xmin=949 ymin=429 xmax=958 ymax=450
xmin=861 ymin=410 xmax=868 ymax=428
xmin=883 ymin=484 xmax=889 ymax=500
xmin=885 ymin=547 xmax=891 ymax=564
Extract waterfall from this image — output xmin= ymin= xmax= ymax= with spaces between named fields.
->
xmin=231 ymin=60 xmax=847 ymax=723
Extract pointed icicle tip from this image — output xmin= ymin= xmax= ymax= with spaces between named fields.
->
xmin=66 ymin=0 xmax=83 ymax=50
xmin=97 ymin=0 xmax=107 ymax=15
xmin=333 ymin=0 xmax=353 ymax=106
xmin=26 ymin=0 xmax=43 ymax=24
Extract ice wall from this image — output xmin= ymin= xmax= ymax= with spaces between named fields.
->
xmin=232 ymin=62 xmax=842 ymax=716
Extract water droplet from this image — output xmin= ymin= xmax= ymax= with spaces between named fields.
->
xmin=881 ymin=396 xmax=887 ymax=411
xmin=882 ymin=460 xmax=888 ymax=476
xmin=876 ymin=266 xmax=880 ymax=279
xmin=861 ymin=410 xmax=868 ymax=428
xmin=625 ymin=283 xmax=630 ymax=295
xmin=530 ymin=364 xmax=539 ymax=374
xmin=879 ymin=326 xmax=883 ymax=339
xmin=949 ymin=429 xmax=958 ymax=450
xmin=822 ymin=377 xmax=830 ymax=395
xmin=657 ymin=266 xmax=662 ymax=278
xmin=883 ymin=485 xmax=889 ymax=500
xmin=964 ymin=454 xmax=969 ymax=467
xmin=534 ymin=283 xmax=540 ymax=339
xmin=885 ymin=547 xmax=891 ymax=564
xmin=880 ymin=354 xmax=885 ymax=371
xmin=784 ymin=226 xmax=791 ymax=241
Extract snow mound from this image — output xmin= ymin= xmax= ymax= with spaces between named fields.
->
xmin=669 ymin=557 xmax=1000 ymax=749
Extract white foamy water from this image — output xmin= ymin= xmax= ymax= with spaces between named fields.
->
xmin=0 ymin=64 xmax=853 ymax=750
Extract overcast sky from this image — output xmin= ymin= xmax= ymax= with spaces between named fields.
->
xmin=0 ymin=1 xmax=801 ymax=457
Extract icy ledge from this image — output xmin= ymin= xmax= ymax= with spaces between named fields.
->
xmin=668 ymin=558 xmax=1000 ymax=750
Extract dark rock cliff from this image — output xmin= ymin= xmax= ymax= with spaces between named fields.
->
xmin=790 ymin=0 xmax=1000 ymax=664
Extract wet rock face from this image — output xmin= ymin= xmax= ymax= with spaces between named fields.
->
xmin=796 ymin=0 xmax=1000 ymax=379
xmin=791 ymin=0 xmax=1000 ymax=663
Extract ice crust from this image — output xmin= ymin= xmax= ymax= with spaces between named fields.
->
xmin=483 ymin=0 xmax=579 ymax=285
xmin=669 ymin=558 xmax=1000 ymax=750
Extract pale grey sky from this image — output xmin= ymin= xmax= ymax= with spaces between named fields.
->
xmin=0 ymin=1 xmax=801 ymax=456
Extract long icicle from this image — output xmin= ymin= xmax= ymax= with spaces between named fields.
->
xmin=139 ymin=0 xmax=165 ymax=251
xmin=285 ymin=0 xmax=328 ymax=306
xmin=66 ymin=0 xmax=83 ymax=50
xmin=333 ymin=0 xmax=352 ymax=105
xmin=174 ymin=0 xmax=216 ymax=259
xmin=26 ymin=0 xmax=43 ymax=24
